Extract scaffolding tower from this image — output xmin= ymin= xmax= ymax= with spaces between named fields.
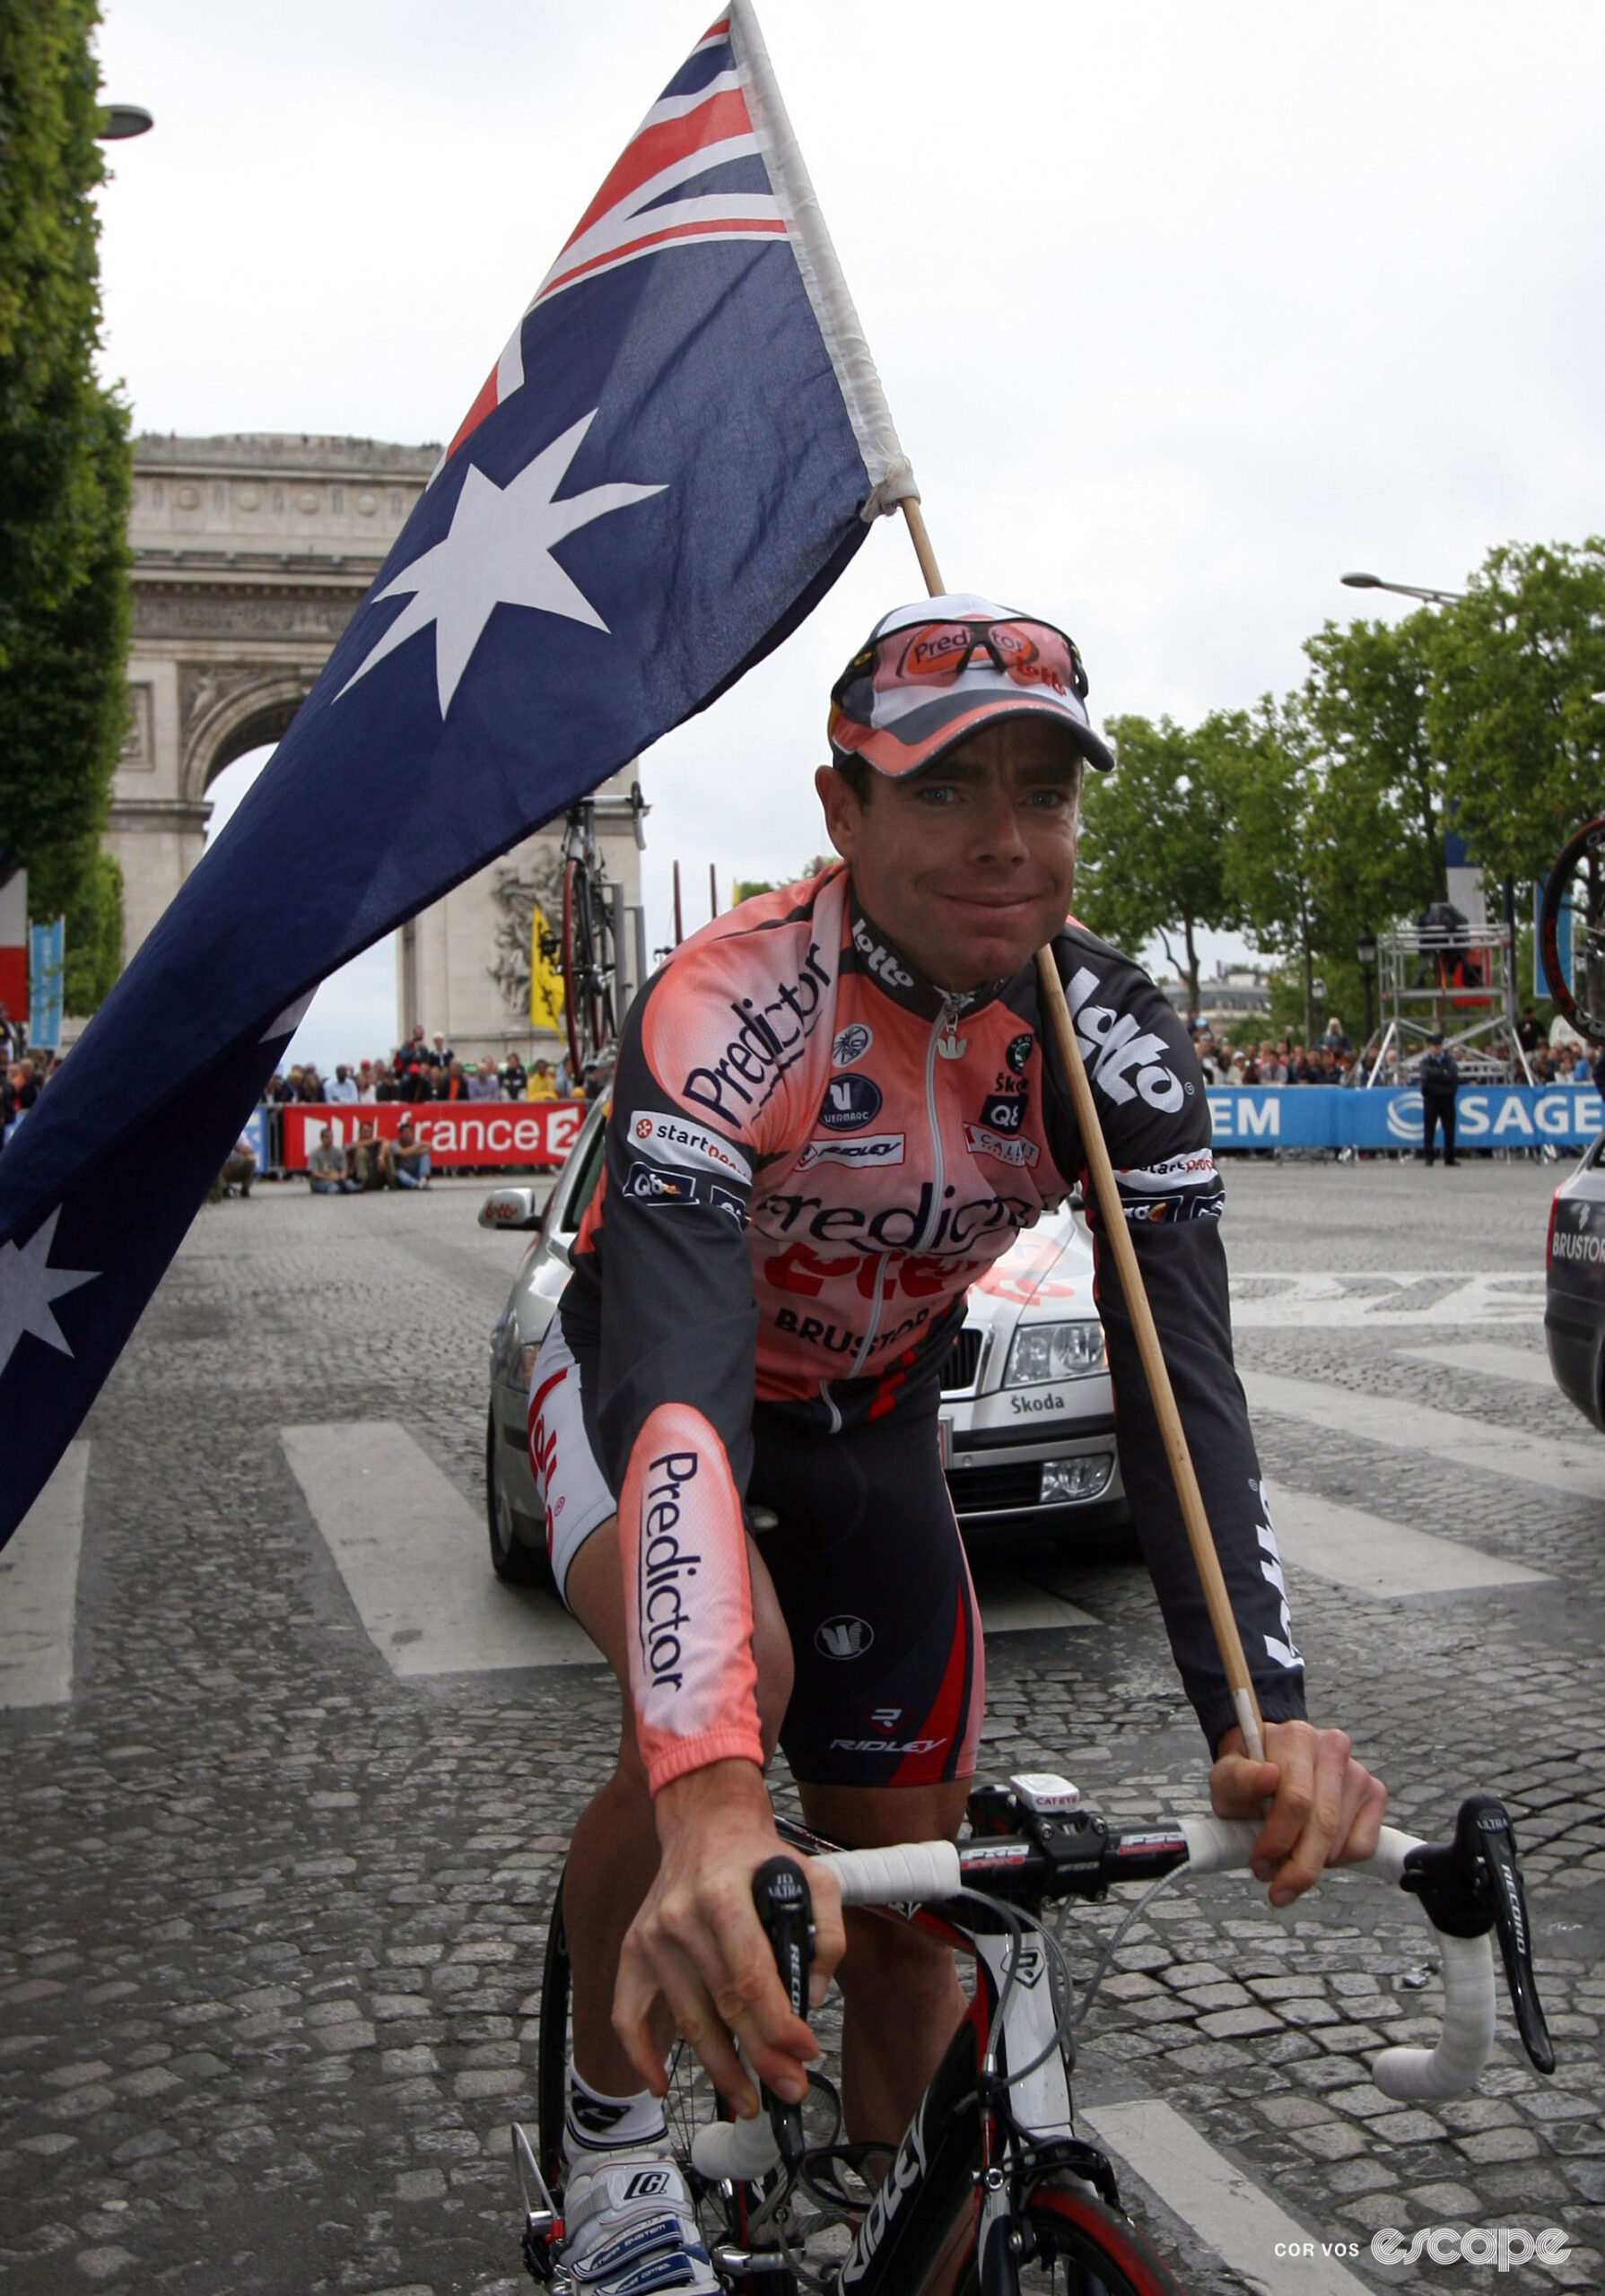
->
xmin=1365 ymin=915 xmax=1530 ymax=1085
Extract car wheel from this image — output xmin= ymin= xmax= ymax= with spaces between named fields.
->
xmin=485 ymin=1406 xmax=551 ymax=1586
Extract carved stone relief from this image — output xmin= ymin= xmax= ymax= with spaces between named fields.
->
xmin=488 ymin=854 xmax=566 ymax=1021
xmin=132 ymin=587 xmax=364 ymax=641
xmin=178 ymin=661 xmax=283 ymax=742
xmin=121 ymin=683 xmax=153 ymax=769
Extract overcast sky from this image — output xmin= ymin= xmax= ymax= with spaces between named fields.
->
xmin=93 ymin=1 xmax=1605 ymax=1069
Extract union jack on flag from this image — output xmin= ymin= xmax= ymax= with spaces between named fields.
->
xmin=0 ymin=0 xmax=918 ymax=1549
xmin=449 ymin=16 xmax=793 ymax=461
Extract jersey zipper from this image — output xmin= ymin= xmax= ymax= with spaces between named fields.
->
xmin=846 ymin=996 xmax=957 ymax=1380
xmin=848 ymin=1256 xmax=890 ymax=1380
xmin=918 ymin=997 xmax=960 ymax=1248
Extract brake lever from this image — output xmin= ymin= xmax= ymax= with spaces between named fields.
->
xmin=1475 ymin=1804 xmax=1556 ymax=2074
xmin=751 ymin=1856 xmax=813 ymax=2170
xmin=1400 ymin=1793 xmax=1555 ymax=2075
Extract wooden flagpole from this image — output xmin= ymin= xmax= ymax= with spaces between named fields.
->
xmin=897 ymin=500 xmax=1267 ymax=1764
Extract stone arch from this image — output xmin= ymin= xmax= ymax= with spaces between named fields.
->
xmin=116 ymin=433 xmax=439 ymax=963
xmin=179 ymin=665 xmax=318 ymax=807
xmin=112 ymin=434 xmax=642 ymax=1063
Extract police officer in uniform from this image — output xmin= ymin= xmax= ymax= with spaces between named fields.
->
xmin=1420 ymin=1029 xmax=1460 ymax=1167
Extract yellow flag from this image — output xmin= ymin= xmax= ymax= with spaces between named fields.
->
xmin=529 ymin=901 xmax=564 ymax=1034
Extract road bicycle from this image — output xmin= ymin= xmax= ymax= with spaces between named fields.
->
xmin=1540 ymin=813 xmax=1605 ymax=1046
xmin=510 ymin=1771 xmax=1553 ymax=2294
xmin=558 ymin=785 xmax=646 ymax=1079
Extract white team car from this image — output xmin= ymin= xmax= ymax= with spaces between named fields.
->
xmin=482 ymin=1098 xmax=1129 ymax=1585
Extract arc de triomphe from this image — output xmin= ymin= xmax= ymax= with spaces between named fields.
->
xmin=119 ymin=432 xmax=641 ymax=1062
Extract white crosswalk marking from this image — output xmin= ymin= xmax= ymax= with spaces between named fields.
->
xmin=287 ymin=1373 xmax=1574 ymax=1671
xmin=283 ymin=1423 xmax=595 ymax=1673
xmin=1083 ymin=2098 xmax=1374 ymax=2295
xmin=1230 ymin=1271 xmax=1543 ymax=1327
xmin=0 ymin=1442 xmax=89 ymax=1709
xmin=283 ymin=1422 xmax=1101 ymax=1681
xmin=1399 ymin=1341 xmax=1554 ymax=1387
xmin=1242 ymin=1369 xmax=1605 ymax=1504
xmin=1264 ymin=1481 xmax=1547 ymax=1596
xmin=972 ymin=1569 xmax=1097 ymax=1632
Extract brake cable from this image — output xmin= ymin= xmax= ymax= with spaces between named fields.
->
xmin=1067 ymin=1866 xmax=1184 ymax=2030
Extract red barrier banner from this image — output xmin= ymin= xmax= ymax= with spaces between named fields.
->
xmin=279 ymin=1100 xmax=589 ymax=1170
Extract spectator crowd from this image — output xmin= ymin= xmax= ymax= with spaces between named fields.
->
xmin=8 ymin=998 xmax=1605 ymax=1176
xmin=252 ymin=1025 xmax=606 ymax=1201
xmin=1191 ymin=1011 xmax=1605 ymax=1091
xmin=0 ymin=996 xmax=61 ymax=1144
xmin=259 ymin=1023 xmax=591 ymax=1109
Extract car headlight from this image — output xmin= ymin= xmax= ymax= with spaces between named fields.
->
xmin=1004 ymin=1322 xmax=1106 ymax=1386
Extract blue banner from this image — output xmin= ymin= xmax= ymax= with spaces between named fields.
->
xmin=1207 ymin=1085 xmax=1604 ymax=1152
xmin=27 ymin=918 xmax=64 ymax=1050
xmin=239 ymin=1108 xmax=268 ymax=1170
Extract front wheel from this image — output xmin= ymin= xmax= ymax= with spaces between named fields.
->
xmin=1011 ymin=2187 xmax=1191 ymax=2296
xmin=485 ymin=1407 xmax=548 ymax=1586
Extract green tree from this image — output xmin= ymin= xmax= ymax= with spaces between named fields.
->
xmin=59 ymin=842 xmax=121 ymax=1012
xmin=1215 ymin=700 xmax=1333 ymax=1046
xmin=1298 ymin=609 xmax=1449 ymax=941
xmin=1075 ymin=712 xmax=1243 ymax=1017
xmin=0 ymin=0 xmax=130 ymax=1009
xmin=1427 ymin=538 xmax=1605 ymax=884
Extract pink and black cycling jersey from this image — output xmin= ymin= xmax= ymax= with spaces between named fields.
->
xmin=554 ymin=862 xmax=1304 ymax=1792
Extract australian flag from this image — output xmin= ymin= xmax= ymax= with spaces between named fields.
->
xmin=0 ymin=1 xmax=917 ymax=1548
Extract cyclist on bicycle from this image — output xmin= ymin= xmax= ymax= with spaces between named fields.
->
xmin=527 ymin=596 xmax=1387 ymax=2292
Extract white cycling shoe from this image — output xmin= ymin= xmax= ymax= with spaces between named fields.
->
xmin=558 ymin=2155 xmax=720 ymax=2293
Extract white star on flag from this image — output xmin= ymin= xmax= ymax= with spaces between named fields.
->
xmin=339 ymin=411 xmax=666 ymax=716
xmin=0 ymin=1208 xmax=99 ymax=1378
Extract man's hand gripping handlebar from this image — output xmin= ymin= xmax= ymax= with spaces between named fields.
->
xmin=693 ymin=1788 xmax=1554 ymax=2183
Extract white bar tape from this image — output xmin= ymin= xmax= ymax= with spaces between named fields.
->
xmin=1177 ymin=1816 xmax=1260 ymax=1874
xmin=1178 ymin=1817 xmax=1496 ymax=2098
xmin=815 ymin=1840 xmax=964 ymax=1906
xmin=690 ymin=2110 xmax=781 ymax=2184
xmin=1179 ymin=1817 xmax=1420 ymax=1880
xmin=1374 ymin=1934 xmax=1497 ymax=2100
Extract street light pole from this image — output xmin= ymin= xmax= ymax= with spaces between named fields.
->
xmin=97 ymin=105 xmax=153 ymax=140
xmin=1340 ymin=570 xmax=1466 ymax=607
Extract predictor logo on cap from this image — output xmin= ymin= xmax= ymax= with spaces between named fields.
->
xmin=817 ymin=1074 xmax=884 ymax=1132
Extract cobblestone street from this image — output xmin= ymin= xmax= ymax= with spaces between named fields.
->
xmin=3 ymin=1158 xmax=1601 ymax=2293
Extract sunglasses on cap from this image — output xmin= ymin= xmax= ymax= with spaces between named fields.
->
xmin=832 ymin=615 xmax=1090 ymax=710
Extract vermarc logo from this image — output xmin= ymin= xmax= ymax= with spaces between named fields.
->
xmin=816 ymin=1613 xmax=875 ymax=1659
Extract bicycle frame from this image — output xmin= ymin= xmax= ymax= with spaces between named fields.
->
xmin=699 ymin=1812 xmax=1135 ymax=2295
xmin=816 ymin=1892 xmax=1119 ymax=2295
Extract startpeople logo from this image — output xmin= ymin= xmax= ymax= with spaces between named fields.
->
xmin=1369 ymin=2224 xmax=1573 ymax=2271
